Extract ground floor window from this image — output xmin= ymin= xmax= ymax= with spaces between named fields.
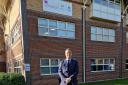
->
xmin=14 ymin=60 xmax=21 ymax=74
xmin=91 ymin=58 xmax=115 ymax=72
xmin=7 ymin=62 xmax=12 ymax=72
xmin=125 ymin=59 xmax=128 ymax=70
xmin=40 ymin=58 xmax=60 ymax=75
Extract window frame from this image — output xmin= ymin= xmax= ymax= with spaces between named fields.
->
xmin=91 ymin=26 xmax=115 ymax=42
xmin=14 ymin=60 xmax=22 ymax=74
xmin=40 ymin=58 xmax=60 ymax=76
xmin=7 ymin=62 xmax=12 ymax=73
xmin=91 ymin=58 xmax=115 ymax=72
xmin=11 ymin=20 xmax=21 ymax=45
xmin=38 ymin=18 xmax=75 ymax=39
xmin=91 ymin=0 xmax=121 ymax=22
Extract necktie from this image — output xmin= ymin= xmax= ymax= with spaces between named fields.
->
xmin=67 ymin=60 xmax=70 ymax=72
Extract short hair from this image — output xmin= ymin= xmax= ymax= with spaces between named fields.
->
xmin=65 ymin=48 xmax=72 ymax=52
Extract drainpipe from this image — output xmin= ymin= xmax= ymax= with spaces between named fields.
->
xmin=119 ymin=12 xmax=123 ymax=78
xmin=20 ymin=0 xmax=31 ymax=85
xmin=82 ymin=0 xmax=87 ymax=83
xmin=119 ymin=0 xmax=128 ymax=78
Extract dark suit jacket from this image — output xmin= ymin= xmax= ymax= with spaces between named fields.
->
xmin=58 ymin=59 xmax=79 ymax=85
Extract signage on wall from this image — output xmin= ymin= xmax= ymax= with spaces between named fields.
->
xmin=25 ymin=64 xmax=30 ymax=71
xmin=43 ymin=0 xmax=72 ymax=16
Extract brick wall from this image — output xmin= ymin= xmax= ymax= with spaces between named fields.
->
xmin=85 ymin=19 xmax=122 ymax=81
xmin=26 ymin=9 xmax=128 ymax=84
xmin=122 ymin=27 xmax=128 ymax=78
xmin=27 ymin=9 xmax=83 ymax=85
xmin=25 ymin=0 xmax=128 ymax=84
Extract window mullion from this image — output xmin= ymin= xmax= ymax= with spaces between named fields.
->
xmin=49 ymin=59 xmax=51 ymax=75
xmin=48 ymin=19 xmax=50 ymax=36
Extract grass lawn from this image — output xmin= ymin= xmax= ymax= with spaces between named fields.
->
xmin=79 ymin=78 xmax=128 ymax=85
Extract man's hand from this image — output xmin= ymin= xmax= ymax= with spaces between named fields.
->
xmin=65 ymin=77 xmax=71 ymax=84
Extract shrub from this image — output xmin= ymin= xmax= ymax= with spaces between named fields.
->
xmin=0 ymin=73 xmax=25 ymax=85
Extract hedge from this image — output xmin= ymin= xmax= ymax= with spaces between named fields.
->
xmin=0 ymin=73 xmax=26 ymax=85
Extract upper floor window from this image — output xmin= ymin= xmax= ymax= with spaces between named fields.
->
xmin=91 ymin=58 xmax=115 ymax=72
xmin=40 ymin=58 xmax=60 ymax=75
xmin=38 ymin=18 xmax=75 ymax=39
xmin=91 ymin=0 xmax=121 ymax=22
xmin=91 ymin=26 xmax=115 ymax=42
xmin=11 ymin=20 xmax=21 ymax=44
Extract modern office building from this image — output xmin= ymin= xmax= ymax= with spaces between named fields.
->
xmin=0 ymin=0 xmax=128 ymax=85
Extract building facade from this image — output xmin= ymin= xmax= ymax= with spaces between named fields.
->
xmin=0 ymin=0 xmax=128 ymax=85
xmin=4 ymin=0 xmax=26 ymax=77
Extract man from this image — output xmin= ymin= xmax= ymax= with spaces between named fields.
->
xmin=58 ymin=48 xmax=79 ymax=85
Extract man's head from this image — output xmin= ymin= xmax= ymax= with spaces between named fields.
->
xmin=65 ymin=48 xmax=72 ymax=59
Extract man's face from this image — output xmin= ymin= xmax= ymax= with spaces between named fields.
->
xmin=65 ymin=50 xmax=72 ymax=59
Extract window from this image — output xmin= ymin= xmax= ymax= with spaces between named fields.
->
xmin=7 ymin=62 xmax=12 ymax=72
xmin=91 ymin=58 xmax=115 ymax=72
xmin=40 ymin=58 xmax=60 ymax=75
xmin=38 ymin=18 xmax=75 ymax=39
xmin=14 ymin=60 xmax=21 ymax=74
xmin=91 ymin=26 xmax=115 ymax=42
xmin=11 ymin=20 xmax=21 ymax=44
xmin=126 ymin=12 xmax=128 ymax=25
xmin=126 ymin=32 xmax=128 ymax=43
xmin=91 ymin=0 xmax=121 ymax=22
xmin=125 ymin=59 xmax=128 ymax=70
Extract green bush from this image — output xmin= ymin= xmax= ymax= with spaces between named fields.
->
xmin=0 ymin=73 xmax=26 ymax=85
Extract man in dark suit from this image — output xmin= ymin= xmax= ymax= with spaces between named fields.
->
xmin=58 ymin=48 xmax=79 ymax=85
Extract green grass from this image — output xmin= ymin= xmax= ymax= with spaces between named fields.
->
xmin=79 ymin=78 xmax=128 ymax=85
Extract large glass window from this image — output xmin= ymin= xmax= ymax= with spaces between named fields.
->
xmin=40 ymin=58 xmax=60 ymax=75
xmin=91 ymin=0 xmax=121 ymax=22
xmin=91 ymin=26 xmax=115 ymax=42
xmin=38 ymin=18 xmax=75 ymax=39
xmin=91 ymin=58 xmax=115 ymax=72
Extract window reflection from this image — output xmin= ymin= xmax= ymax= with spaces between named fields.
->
xmin=92 ymin=0 xmax=121 ymax=22
xmin=91 ymin=26 xmax=115 ymax=42
xmin=38 ymin=18 xmax=75 ymax=39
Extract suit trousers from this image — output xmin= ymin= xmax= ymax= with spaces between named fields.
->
xmin=67 ymin=82 xmax=72 ymax=85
